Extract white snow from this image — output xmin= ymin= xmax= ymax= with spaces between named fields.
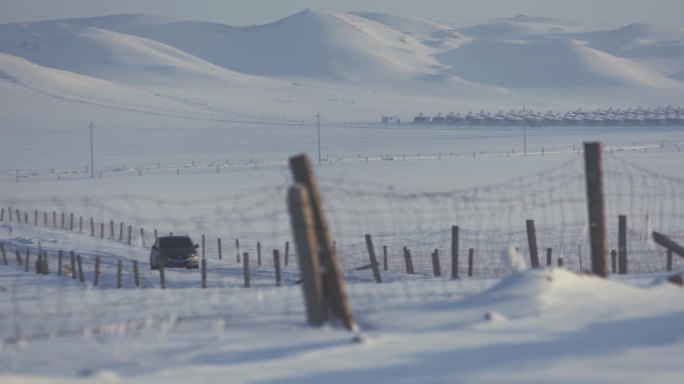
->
xmin=1 ymin=8 xmax=684 ymax=383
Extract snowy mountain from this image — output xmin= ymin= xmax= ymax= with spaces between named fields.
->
xmin=0 ymin=9 xmax=683 ymax=121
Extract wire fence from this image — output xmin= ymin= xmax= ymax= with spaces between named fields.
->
xmin=1 ymin=149 xmax=684 ymax=345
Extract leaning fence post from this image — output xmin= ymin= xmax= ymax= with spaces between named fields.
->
xmin=618 ymin=215 xmax=628 ymax=274
xmin=432 ymin=249 xmax=442 ymax=277
xmin=15 ymin=247 xmax=22 ymax=265
xmin=584 ymin=142 xmax=609 ymax=277
xmin=94 ymin=257 xmax=101 ymax=286
xmin=526 ymin=219 xmax=540 ymax=268
xmin=274 ymin=249 xmax=282 ymax=287
xmin=364 ymin=234 xmax=382 ymax=283
xmin=287 ymin=184 xmax=324 ymax=325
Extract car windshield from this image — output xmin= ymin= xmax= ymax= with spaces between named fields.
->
xmin=159 ymin=237 xmax=193 ymax=248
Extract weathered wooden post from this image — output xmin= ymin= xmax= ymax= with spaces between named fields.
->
xmin=35 ymin=251 xmax=42 ymax=274
xmin=159 ymin=259 xmax=166 ymax=289
xmin=201 ymin=258 xmax=207 ymax=289
xmin=364 ymin=234 xmax=382 ymax=283
xmin=34 ymin=210 xmax=38 ymax=226
xmin=546 ymin=248 xmax=552 ymax=267
xmin=127 ymin=226 xmax=132 ymax=245
xmin=235 ymin=239 xmax=241 ymax=263
xmin=667 ymin=249 xmax=673 ymax=272
xmin=100 ymin=222 xmax=104 ymax=239
xmin=44 ymin=211 xmax=48 ymax=226
xmin=526 ymin=219 xmax=540 ymax=268
xmin=284 ymin=241 xmax=290 ymax=266
xmin=584 ymin=142 xmax=609 ymax=277
xmin=77 ymin=254 xmax=84 ymax=282
xmin=140 ymin=228 xmax=146 ymax=247
xmin=243 ymin=252 xmax=251 ymax=288
xmin=0 ymin=243 xmax=6 ymax=266
xmin=558 ymin=257 xmax=564 ymax=267
xmin=57 ymin=250 xmax=63 ymax=276
xmin=94 ymin=256 xmax=101 ymax=286
xmin=133 ymin=260 xmax=140 ymax=288
xmin=70 ymin=213 xmax=74 ymax=231
xmin=468 ymin=248 xmax=474 ymax=277
xmin=79 ymin=216 xmax=83 ymax=233
xmin=217 ymin=238 xmax=222 ymax=260
xmin=15 ymin=247 xmax=22 ymax=265
xmin=117 ymin=259 xmax=123 ymax=288
xmin=0 ymin=207 xmax=4 ymax=221
xmin=202 ymin=235 xmax=206 ymax=259
xmin=24 ymin=248 xmax=30 ymax=272
xmin=383 ymin=245 xmax=388 ymax=271
xmin=432 ymin=249 xmax=442 ymax=277
xmin=17 ymin=209 xmax=21 ymax=223
xmin=451 ymin=225 xmax=459 ymax=279
xmin=274 ymin=249 xmax=283 ymax=287
xmin=618 ymin=215 xmax=628 ymax=274
xmin=70 ymin=251 xmax=76 ymax=279
xmin=257 ymin=241 xmax=262 ymax=266
xmin=611 ymin=250 xmax=617 ymax=274
xmin=90 ymin=217 xmax=94 ymax=237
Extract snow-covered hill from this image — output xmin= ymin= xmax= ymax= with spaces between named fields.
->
xmin=0 ymin=9 xmax=683 ymax=121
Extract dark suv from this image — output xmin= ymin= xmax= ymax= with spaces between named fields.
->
xmin=150 ymin=235 xmax=200 ymax=270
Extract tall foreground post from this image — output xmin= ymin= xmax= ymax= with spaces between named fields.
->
xmin=289 ymin=154 xmax=355 ymax=330
xmin=584 ymin=142 xmax=609 ymax=277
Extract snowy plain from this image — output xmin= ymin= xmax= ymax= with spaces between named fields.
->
xmin=1 ymin=8 xmax=684 ymax=383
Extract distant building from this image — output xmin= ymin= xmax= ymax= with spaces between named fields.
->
xmin=414 ymin=113 xmax=430 ymax=123
xmin=382 ymin=116 xmax=401 ymax=124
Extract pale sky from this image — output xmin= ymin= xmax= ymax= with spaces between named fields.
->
xmin=1 ymin=0 xmax=683 ymax=27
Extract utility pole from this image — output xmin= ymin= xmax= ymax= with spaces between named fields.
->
xmin=89 ymin=122 xmax=96 ymax=178
xmin=315 ymin=112 xmax=322 ymax=165
xmin=523 ymin=106 xmax=527 ymax=156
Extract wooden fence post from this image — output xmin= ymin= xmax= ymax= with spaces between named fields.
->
xmin=60 ymin=212 xmax=64 ymax=228
xmin=34 ymin=210 xmax=38 ymax=226
xmin=90 ymin=217 xmax=94 ymax=236
xmin=526 ymin=219 xmax=540 ymax=268
xmin=287 ymin=184 xmax=325 ymax=325
xmin=94 ymin=257 xmax=101 ymax=286
xmin=618 ymin=215 xmax=628 ymax=274
xmin=133 ymin=260 xmax=140 ymax=288
xmin=117 ymin=259 xmax=123 ymax=288
xmin=558 ymin=257 xmax=564 ymax=267
xmin=110 ymin=220 xmax=115 ymax=239
xmin=77 ymin=254 xmax=84 ymax=282
xmin=243 ymin=252 xmax=251 ymax=288
xmin=364 ymin=234 xmax=382 ymax=283
xmin=201 ymin=258 xmax=207 ymax=289
xmin=70 ymin=213 xmax=74 ymax=231
xmin=611 ymin=250 xmax=617 ymax=273
xmin=290 ymin=154 xmax=355 ymax=330
xmin=217 ymin=238 xmax=222 ymax=260
xmin=257 ymin=241 xmax=262 ymax=266
xmin=235 ymin=239 xmax=241 ymax=263
xmin=451 ymin=225 xmax=459 ymax=279
xmin=79 ymin=216 xmax=83 ymax=233
xmin=8 ymin=207 xmax=11 ymax=222
xmin=546 ymin=248 xmax=552 ymax=267
xmin=44 ymin=211 xmax=48 ymax=226
xmin=17 ymin=209 xmax=21 ymax=223
xmin=15 ymin=247 xmax=22 ymax=265
xmin=468 ymin=248 xmax=474 ymax=277
xmin=140 ymin=228 xmax=146 ymax=247
xmin=154 ymin=229 xmax=158 ymax=239
xmin=127 ymin=226 xmax=132 ymax=245
xmin=42 ymin=251 xmax=48 ymax=275
xmin=25 ymin=248 xmax=30 ymax=272
xmin=383 ymin=245 xmax=388 ymax=271
xmin=274 ymin=249 xmax=282 ymax=287
xmin=0 ymin=207 xmax=3 ymax=221
xmin=432 ymin=249 xmax=442 ymax=277
xmin=584 ymin=142 xmax=609 ymax=277
xmin=159 ymin=259 xmax=166 ymax=289
xmin=0 ymin=243 xmax=6 ymax=266
xmin=403 ymin=247 xmax=415 ymax=274
xmin=285 ymin=241 xmax=290 ymax=266
xmin=57 ymin=250 xmax=63 ymax=276
xmin=70 ymin=251 xmax=76 ymax=279
xmin=35 ymin=251 xmax=42 ymax=274
xmin=100 ymin=222 xmax=104 ymax=239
